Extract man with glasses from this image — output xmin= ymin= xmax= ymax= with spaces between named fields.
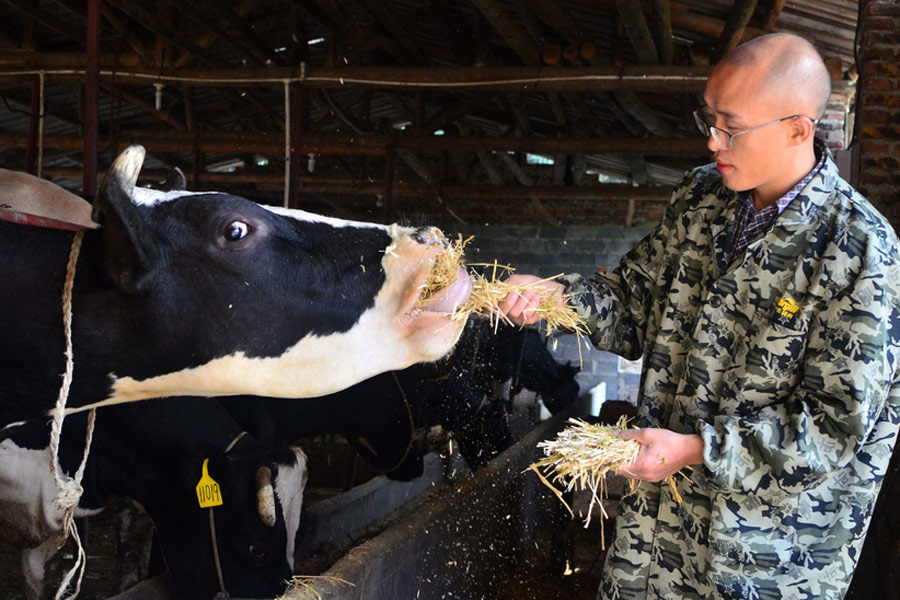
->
xmin=499 ymin=32 xmax=900 ymax=599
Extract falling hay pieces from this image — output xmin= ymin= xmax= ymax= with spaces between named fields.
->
xmin=419 ymin=235 xmax=589 ymax=338
xmin=529 ymin=416 xmax=686 ymax=549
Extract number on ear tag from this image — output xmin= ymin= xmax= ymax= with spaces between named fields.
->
xmin=196 ymin=458 xmax=223 ymax=508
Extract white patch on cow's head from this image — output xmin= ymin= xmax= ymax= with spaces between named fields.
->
xmin=275 ymin=448 xmax=307 ymax=569
xmin=262 ymin=205 xmax=389 ymax=231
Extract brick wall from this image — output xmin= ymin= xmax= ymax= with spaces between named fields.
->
xmin=447 ymin=222 xmax=653 ymax=405
xmin=820 ymin=81 xmax=856 ymax=151
xmin=856 ymin=0 xmax=900 ymax=225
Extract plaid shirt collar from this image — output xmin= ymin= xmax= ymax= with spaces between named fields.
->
xmin=728 ymin=147 xmax=827 ymax=264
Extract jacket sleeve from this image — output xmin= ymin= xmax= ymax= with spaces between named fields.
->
xmin=559 ymin=172 xmax=691 ymax=360
xmin=700 ymin=240 xmax=900 ymax=496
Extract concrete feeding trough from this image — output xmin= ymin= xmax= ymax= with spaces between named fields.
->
xmin=282 ymin=397 xmax=589 ymax=600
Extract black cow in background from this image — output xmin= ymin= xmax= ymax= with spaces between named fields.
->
xmin=223 ymin=319 xmax=581 ymax=482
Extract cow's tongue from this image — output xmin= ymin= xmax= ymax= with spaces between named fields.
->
xmin=419 ymin=267 xmax=473 ymax=313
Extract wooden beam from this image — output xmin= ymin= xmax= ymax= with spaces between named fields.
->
xmin=100 ymin=6 xmax=155 ymax=65
xmin=159 ymin=0 xmax=268 ymax=67
xmin=104 ymin=0 xmax=222 ymax=67
xmin=361 ymin=0 xmax=429 ymax=64
xmin=194 ymin=0 xmax=285 ymax=66
xmin=569 ymin=0 xmax=764 ymax=42
xmin=761 ymin=0 xmax=786 ymax=32
xmin=27 ymin=64 xmax=710 ymax=93
xmin=469 ymin=0 xmax=542 ymax=66
xmin=1 ymin=0 xmax=84 ymax=45
xmin=713 ymin=0 xmax=759 ymax=62
xmin=0 ymin=129 xmax=710 ymax=156
xmin=615 ymin=0 xmax=659 ymax=64
xmin=0 ymin=50 xmax=142 ymax=68
xmin=650 ymin=0 xmax=674 ymax=65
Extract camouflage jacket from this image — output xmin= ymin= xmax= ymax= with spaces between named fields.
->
xmin=562 ymin=145 xmax=900 ymax=599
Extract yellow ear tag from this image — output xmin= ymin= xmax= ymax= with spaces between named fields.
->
xmin=196 ymin=458 xmax=223 ymax=508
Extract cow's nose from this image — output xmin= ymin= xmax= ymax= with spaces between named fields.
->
xmin=413 ymin=226 xmax=447 ymax=247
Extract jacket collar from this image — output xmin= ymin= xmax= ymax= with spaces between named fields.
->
xmin=774 ymin=139 xmax=841 ymax=226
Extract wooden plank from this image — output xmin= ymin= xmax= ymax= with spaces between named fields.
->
xmin=469 ymin=0 xmax=542 ymax=66
xmin=761 ymin=0 xmax=787 ymax=31
xmin=361 ymin=0 xmax=429 ymax=64
xmin=615 ymin=0 xmax=659 ymax=64
xmin=713 ymin=0 xmax=759 ymax=62
xmin=0 ymin=0 xmax=84 ymax=44
xmin=650 ymin=0 xmax=674 ymax=65
xmin=191 ymin=0 xmax=285 ymax=66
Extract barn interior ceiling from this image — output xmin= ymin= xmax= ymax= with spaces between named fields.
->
xmin=0 ymin=0 xmax=860 ymax=227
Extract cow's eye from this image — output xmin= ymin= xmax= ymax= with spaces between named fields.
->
xmin=224 ymin=221 xmax=250 ymax=242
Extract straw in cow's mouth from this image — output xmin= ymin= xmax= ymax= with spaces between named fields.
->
xmin=418 ymin=235 xmax=589 ymax=338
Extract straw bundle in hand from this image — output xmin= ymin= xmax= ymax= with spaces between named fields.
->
xmin=530 ymin=417 xmax=683 ymax=545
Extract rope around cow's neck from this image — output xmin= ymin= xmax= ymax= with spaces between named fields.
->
xmin=47 ymin=229 xmax=97 ymax=600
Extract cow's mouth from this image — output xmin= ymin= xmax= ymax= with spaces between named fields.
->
xmin=416 ymin=266 xmax=473 ymax=315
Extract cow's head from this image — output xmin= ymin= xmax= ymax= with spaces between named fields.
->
xmin=159 ymin=445 xmax=308 ymax=599
xmin=77 ymin=146 xmax=472 ymax=410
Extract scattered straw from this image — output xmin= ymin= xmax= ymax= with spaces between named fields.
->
xmin=529 ymin=417 xmax=687 ymax=549
xmin=276 ymin=575 xmax=355 ymax=600
xmin=419 ymin=235 xmax=589 ymax=341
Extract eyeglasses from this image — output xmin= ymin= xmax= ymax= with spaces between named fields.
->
xmin=692 ymin=109 xmax=818 ymax=149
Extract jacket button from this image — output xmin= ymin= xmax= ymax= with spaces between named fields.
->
xmin=709 ymin=296 xmax=722 ymax=308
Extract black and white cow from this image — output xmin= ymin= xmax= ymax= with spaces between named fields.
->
xmin=0 ymin=145 xmax=472 ymax=425
xmin=0 ymin=396 xmax=307 ymax=600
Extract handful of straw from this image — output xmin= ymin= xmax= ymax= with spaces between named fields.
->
xmin=419 ymin=235 xmax=589 ymax=338
xmin=529 ymin=417 xmax=684 ymax=547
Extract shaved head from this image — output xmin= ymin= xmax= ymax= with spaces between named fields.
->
xmin=715 ymin=33 xmax=831 ymax=119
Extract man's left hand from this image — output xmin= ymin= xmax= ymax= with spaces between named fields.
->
xmin=615 ymin=428 xmax=704 ymax=482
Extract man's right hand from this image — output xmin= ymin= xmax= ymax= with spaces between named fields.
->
xmin=497 ymin=274 xmax=566 ymax=326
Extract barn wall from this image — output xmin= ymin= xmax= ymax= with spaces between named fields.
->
xmin=446 ymin=222 xmax=654 ymax=404
xmin=856 ymin=0 xmax=900 ymax=229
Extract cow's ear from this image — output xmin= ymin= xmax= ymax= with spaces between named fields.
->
xmin=92 ymin=145 xmax=160 ymax=294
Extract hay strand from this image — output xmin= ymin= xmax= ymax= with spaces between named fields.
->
xmin=276 ymin=575 xmax=355 ymax=600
